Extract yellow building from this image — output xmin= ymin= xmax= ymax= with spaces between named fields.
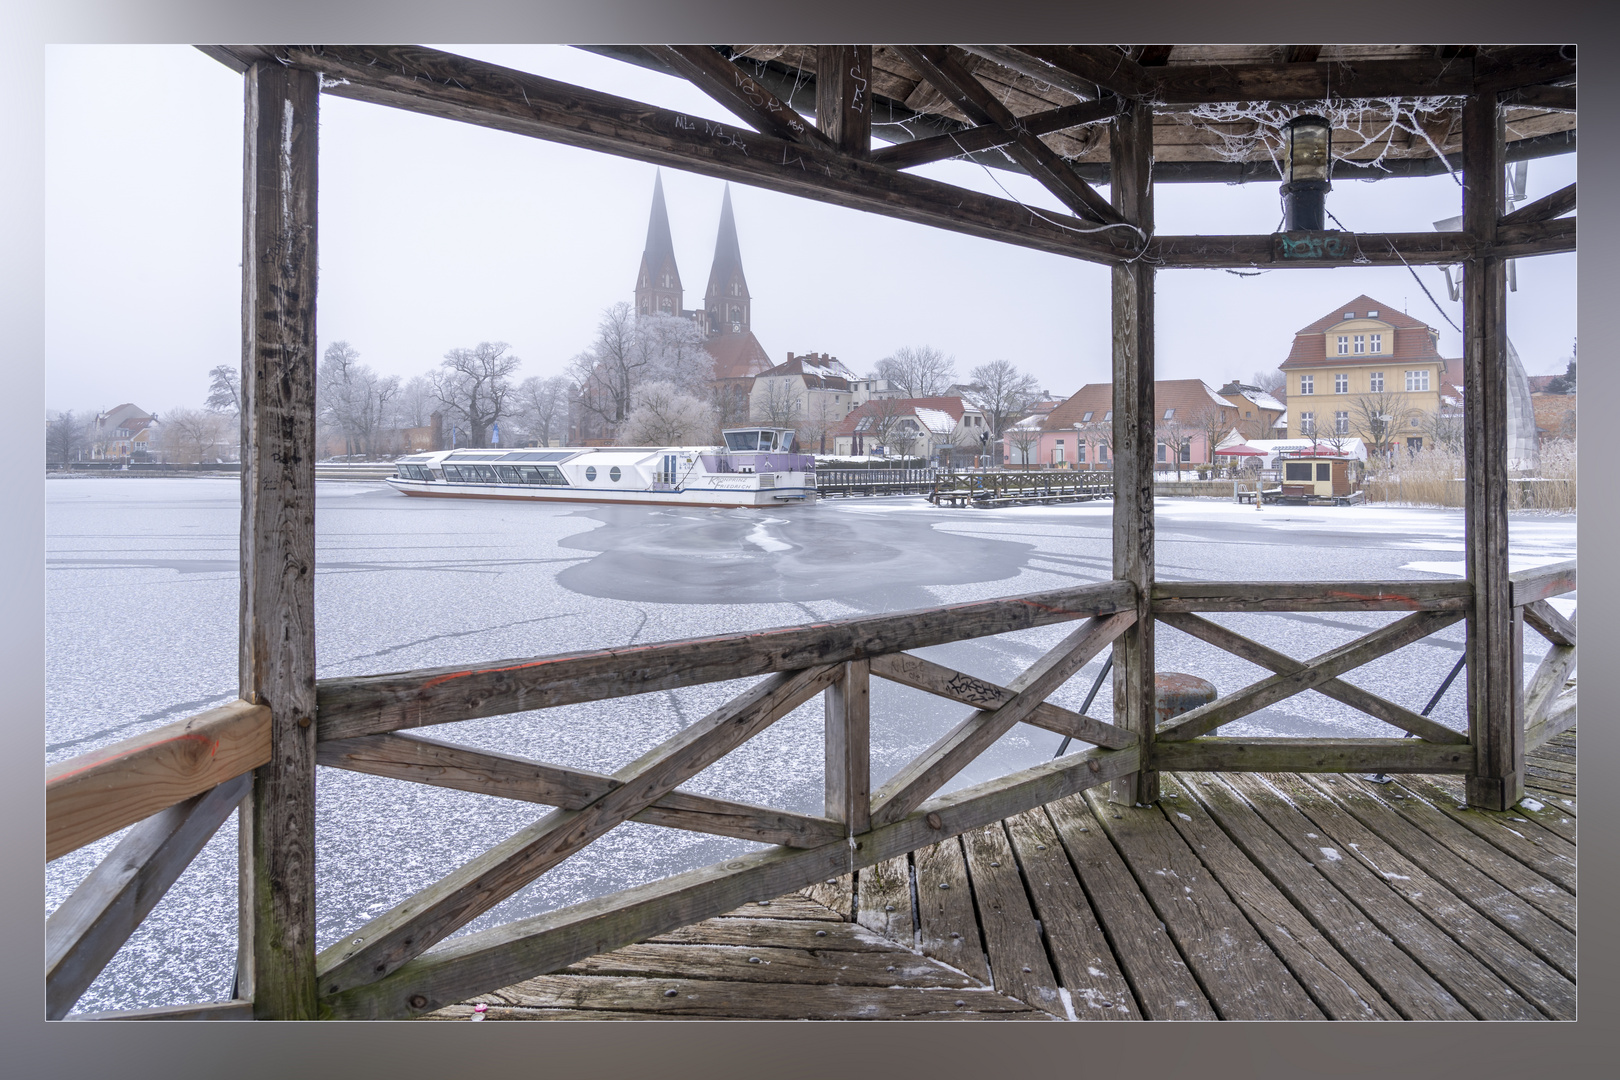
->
xmin=1278 ymin=295 xmax=1460 ymax=451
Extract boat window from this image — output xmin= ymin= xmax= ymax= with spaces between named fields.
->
xmin=528 ymin=465 xmax=567 ymax=485
xmin=724 ymin=431 xmax=759 ymax=452
xmin=441 ymin=465 xmax=463 ymax=482
xmin=609 ymin=466 xmax=622 ymax=482
xmin=501 ymin=451 xmax=574 ymax=462
xmin=585 ymin=466 xmax=597 ymax=481
xmin=778 ymin=431 xmax=796 ymax=452
xmin=464 ymin=464 xmax=497 ymax=482
xmin=495 ymin=465 xmax=524 ymax=483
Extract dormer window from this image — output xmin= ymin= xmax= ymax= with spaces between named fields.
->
xmin=1367 ymin=309 xmax=1379 ymax=317
xmin=1163 ymin=408 xmax=1175 ymax=419
xmin=1081 ymin=411 xmax=1093 ymax=422
xmin=1343 ymin=312 xmax=1355 ymax=320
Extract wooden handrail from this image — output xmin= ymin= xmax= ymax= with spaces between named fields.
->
xmin=1153 ymin=580 xmax=1471 ymax=612
xmin=47 ymin=700 xmax=270 ymax=861
xmin=1509 ymin=559 xmax=1576 ymax=607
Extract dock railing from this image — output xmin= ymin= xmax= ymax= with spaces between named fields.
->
xmin=816 ymin=468 xmax=936 ymax=497
xmin=45 ymin=559 xmax=1574 ymax=1020
xmin=932 ymin=470 xmax=1115 ymax=507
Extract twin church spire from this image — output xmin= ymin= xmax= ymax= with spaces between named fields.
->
xmin=633 ymin=172 xmax=751 ymax=338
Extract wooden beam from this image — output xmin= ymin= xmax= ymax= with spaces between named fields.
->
xmin=815 ymin=45 xmax=872 ymax=156
xmin=824 ymin=659 xmax=871 ymax=835
xmin=1523 ymin=693 xmax=1576 ymax=752
xmin=46 ymin=699 xmax=268 ymax=861
xmin=893 ymin=46 xmax=1123 ymax=226
xmin=238 ymin=60 xmax=321 ymax=1020
xmin=868 ymin=97 xmax=1123 ymax=171
xmin=955 ymin=45 xmax=1102 ymax=100
xmin=224 ymin=46 xmax=1139 ymax=268
xmin=47 ymin=775 xmax=251 ymax=1019
xmin=1007 ymin=46 xmax=1151 ymax=98
xmin=867 ymin=651 xmax=1136 ymax=750
xmin=1110 ymin=95 xmax=1157 ymax=806
xmin=314 ymin=665 xmax=840 ymax=997
xmin=1508 ymin=559 xmax=1576 ymax=606
xmin=67 ymin=999 xmax=254 ymax=1021
xmin=1500 ymin=183 xmax=1575 ymax=227
xmin=1521 ymin=600 xmax=1576 ymax=648
xmin=1150 ymin=231 xmax=1474 ymax=270
xmin=1494 ymin=216 xmax=1577 ymax=259
xmin=1473 ymin=46 xmax=1575 ymax=95
xmin=1523 ymin=644 xmax=1577 ymax=729
xmin=1157 ymin=611 xmax=1466 ymax=743
xmin=1153 ymin=580 xmax=1471 ymax=613
xmin=320 ymin=742 xmax=1141 ymax=1019
xmin=316 ymin=732 xmax=845 ymax=849
xmin=649 ymin=46 xmax=832 ymax=148
xmin=314 ymin=577 xmax=1134 ymax=742
xmin=1151 ymin=738 xmax=1471 ymax=774
xmin=871 ymin=611 xmax=1134 ymax=825
xmin=1462 ymin=89 xmax=1521 ymax=813
xmin=1136 ymin=46 xmax=1175 ymax=67
xmin=1150 ymin=56 xmax=1474 ymax=104
xmin=1501 ymin=83 xmax=1577 ymax=113
xmin=1156 ymin=612 xmax=1468 ymax=745
xmin=1283 ymin=46 xmax=1323 ymax=64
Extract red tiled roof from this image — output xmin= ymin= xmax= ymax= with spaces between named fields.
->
xmin=704 ymin=331 xmax=774 ymax=382
xmin=833 ymin=396 xmax=968 ymax=438
xmin=1282 ymin=295 xmax=1446 ymax=369
xmin=1043 ymin=379 xmax=1232 ymax=430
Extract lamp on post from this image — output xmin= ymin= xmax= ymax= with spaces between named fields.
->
xmin=1281 ymin=114 xmax=1332 ymax=231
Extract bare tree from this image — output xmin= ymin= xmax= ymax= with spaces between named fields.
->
xmin=962 ymin=359 xmax=1040 ymax=452
xmin=160 ymin=406 xmax=231 ymax=462
xmin=1420 ymin=405 xmax=1465 ymax=453
xmin=1077 ymin=414 xmax=1115 ymax=469
xmin=569 ymin=306 xmax=712 ymax=439
xmin=432 ymin=341 xmax=521 ymax=449
xmin=752 ymin=378 xmax=804 ymax=427
xmin=1008 ymin=420 xmax=1042 ymax=468
xmin=205 ymin=366 xmax=240 ymax=414
xmin=862 ymin=395 xmax=907 ymax=457
xmin=319 ymin=341 xmax=403 ymax=457
xmin=797 ymin=393 xmax=840 ymax=455
xmin=1348 ymin=390 xmax=1411 ymax=464
xmin=1187 ymin=405 xmax=1234 ymax=471
xmin=46 ymin=410 xmax=92 ymax=464
xmin=887 ymin=414 xmax=922 ymax=462
xmin=396 ymin=375 xmax=438 ymax=429
xmin=1251 ymin=368 xmax=1285 ymax=395
xmin=1155 ymin=413 xmax=1191 ymax=479
xmin=620 ymin=381 xmax=717 ymax=446
xmin=875 ymin=345 xmax=956 ymax=398
xmin=511 ymin=375 xmax=570 ymax=446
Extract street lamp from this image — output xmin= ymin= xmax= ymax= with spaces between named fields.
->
xmin=1281 ymin=114 xmax=1332 ymax=231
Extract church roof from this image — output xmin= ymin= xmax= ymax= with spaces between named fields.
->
xmin=639 ymin=171 xmax=681 ymax=291
xmin=704 ymin=329 xmax=773 ymax=382
xmin=705 ymin=185 xmax=749 ymax=300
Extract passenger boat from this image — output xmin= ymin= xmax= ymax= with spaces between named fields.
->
xmin=384 ymin=427 xmax=816 ymax=507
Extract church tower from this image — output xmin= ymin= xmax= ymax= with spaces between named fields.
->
xmin=704 ymin=185 xmax=751 ymax=337
xmin=634 ymin=172 xmax=684 ymax=318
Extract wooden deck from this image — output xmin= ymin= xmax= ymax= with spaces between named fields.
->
xmin=426 ymin=730 xmax=1576 ymax=1022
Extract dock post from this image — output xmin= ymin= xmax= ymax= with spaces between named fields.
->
xmin=237 ymin=60 xmax=321 ymax=1018
xmin=1461 ymin=87 xmax=1522 ymax=811
xmin=1109 ymin=98 xmax=1158 ymax=806
xmin=825 ymin=659 xmax=872 ymax=838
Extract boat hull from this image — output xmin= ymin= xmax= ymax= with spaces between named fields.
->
xmin=384 ymin=477 xmax=814 ymax=508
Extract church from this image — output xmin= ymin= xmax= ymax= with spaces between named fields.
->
xmin=634 ymin=173 xmax=775 ymax=420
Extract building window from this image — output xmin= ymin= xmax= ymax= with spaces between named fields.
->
xmin=1077 ymin=442 xmax=1086 ymax=463
xmin=1336 ymin=335 xmax=1349 ymax=355
xmin=1098 ymin=443 xmax=1109 ymax=462
xmin=1334 ymin=373 xmax=1348 ymax=394
xmin=1103 ymin=411 xmax=1112 ymax=421
xmin=1163 ymin=408 xmax=1175 ymax=419
xmin=1370 ymin=333 xmax=1382 ymax=353
xmin=1300 ymin=412 xmax=1315 ymax=434
xmin=1407 ymin=436 xmax=1424 ymax=452
xmin=1353 ymin=335 xmax=1366 ymax=354
xmin=1179 ymin=440 xmax=1191 ymax=462
xmin=1335 ymin=411 xmax=1349 ymax=435
xmin=1157 ymin=442 xmax=1167 ymax=462
xmin=1300 ymin=375 xmax=1314 ymax=395
xmin=1080 ymin=411 xmax=1093 ymax=422
xmin=1343 ymin=312 xmax=1355 ymax=320
xmin=1369 ymin=371 xmax=1384 ymax=392
xmin=1406 ymin=369 xmax=1430 ymax=391
xmin=1367 ymin=309 xmax=1379 ymax=317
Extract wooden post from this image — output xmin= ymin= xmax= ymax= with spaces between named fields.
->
xmin=824 ymin=659 xmax=871 ymax=835
xmin=815 ymin=46 xmax=872 ymax=157
xmin=1461 ymin=88 xmax=1521 ymax=811
xmin=238 ymin=61 xmax=320 ymax=1019
xmin=1109 ymin=99 xmax=1157 ymax=806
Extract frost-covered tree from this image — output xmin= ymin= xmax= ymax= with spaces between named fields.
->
xmin=396 ymin=375 xmax=438 ymax=429
xmin=620 ymin=381 xmax=717 ymax=446
xmin=512 ymin=374 xmax=570 ymax=446
xmin=1251 ymin=368 xmax=1286 ymax=395
xmin=432 ymin=341 xmax=521 ymax=449
xmin=569 ymin=306 xmax=713 ymax=439
xmin=875 ymin=345 xmax=956 ymax=398
xmin=204 ymin=365 xmax=240 ymax=414
xmin=46 ymin=410 xmax=93 ymax=464
xmin=962 ymin=359 xmax=1041 ymax=447
xmin=160 ymin=406 xmax=231 ymax=462
xmin=319 ymin=341 xmax=403 ymax=457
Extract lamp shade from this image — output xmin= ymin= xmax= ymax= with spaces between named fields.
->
xmin=1284 ymin=115 xmax=1332 ymax=184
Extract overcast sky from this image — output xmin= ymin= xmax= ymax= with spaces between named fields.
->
xmin=44 ymin=44 xmax=1577 ymax=416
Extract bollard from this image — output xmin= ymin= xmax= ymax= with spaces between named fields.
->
xmin=1155 ymin=672 xmax=1217 ymax=729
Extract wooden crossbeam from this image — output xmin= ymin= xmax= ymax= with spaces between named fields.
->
xmin=316 ymin=732 xmax=845 ymax=849
xmin=1157 ymin=612 xmax=1468 ymax=745
xmin=314 ymin=665 xmax=840 ymax=997
xmin=1006 ymin=46 xmax=1152 ymax=98
xmin=955 ymin=45 xmax=1102 ymax=100
xmin=1524 ymin=692 xmax=1576 ymax=752
xmin=868 ymin=651 xmax=1135 ymax=750
xmin=1152 ymin=580 xmax=1471 ymax=613
xmin=870 ymin=611 xmax=1134 ymax=827
xmin=648 ymin=46 xmax=833 ymax=148
xmin=824 ymin=659 xmax=871 ymax=835
xmin=1522 ymin=600 xmax=1576 ymax=648
xmin=315 ymin=575 xmax=1133 ymax=742
xmin=1148 ymin=56 xmax=1474 ymax=103
xmin=815 ymin=45 xmax=872 ymax=155
xmin=1508 ymin=559 xmax=1576 ymax=606
xmin=1500 ymin=183 xmax=1575 ymax=227
xmin=1474 ymin=46 xmax=1576 ymax=95
xmin=1157 ymin=610 xmax=1466 ymax=743
xmin=1524 ymin=644 xmax=1577 ymax=729
xmin=321 ymin=741 xmax=1141 ymax=1019
xmin=47 ymin=774 xmax=252 ymax=1019
xmin=1283 ymin=46 xmax=1323 ymax=64
xmin=868 ymin=97 xmax=1123 ymax=171
xmin=1494 ymin=216 xmax=1578 ymax=259
xmin=894 ymin=46 xmax=1124 ymax=226
xmin=46 ymin=699 xmax=270 ymax=861
xmin=1136 ymin=46 xmax=1175 ymax=67
xmin=1151 ymin=738 xmax=1470 ymax=774
xmin=1502 ymin=84 xmax=1576 ymax=113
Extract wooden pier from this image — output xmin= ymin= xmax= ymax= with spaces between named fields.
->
xmin=429 ymin=732 xmax=1575 ymax=1021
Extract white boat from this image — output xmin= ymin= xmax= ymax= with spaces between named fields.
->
xmin=384 ymin=428 xmax=816 ymax=508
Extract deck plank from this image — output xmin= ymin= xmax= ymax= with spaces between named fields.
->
xmin=913 ymin=837 xmax=991 ymax=984
xmin=1220 ymin=773 xmax=1541 ymax=1020
xmin=800 ymin=874 xmax=855 ymax=919
xmin=1079 ymin=787 xmax=1323 ymax=1020
xmin=1156 ymin=774 xmax=1397 ymax=1020
xmin=721 ymin=894 xmax=844 ymax=921
xmin=1180 ymin=772 xmax=1472 ymax=1020
xmin=960 ymin=822 xmax=1066 ymax=1017
xmin=1044 ymin=793 xmax=1217 ymax=1019
xmin=1003 ymin=807 xmax=1140 ymax=1019
xmin=854 ymin=855 xmax=913 ymax=939
xmin=565 ymin=942 xmax=974 ymax=987
xmin=1269 ymin=774 xmax=1574 ymax=1020
xmin=1308 ymin=776 xmax=1576 ymax=980
xmin=1395 ymin=776 xmax=1576 ymax=893
xmin=647 ymin=917 xmax=899 ymax=952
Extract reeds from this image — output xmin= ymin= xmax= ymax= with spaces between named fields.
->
xmin=1363 ymin=440 xmax=1576 ymax=510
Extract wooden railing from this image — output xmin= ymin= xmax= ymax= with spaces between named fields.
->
xmin=931 ymin=470 xmax=1115 ymax=507
xmin=44 ymin=565 xmax=1574 ymax=1020
xmin=816 ymin=468 xmax=936 ymax=497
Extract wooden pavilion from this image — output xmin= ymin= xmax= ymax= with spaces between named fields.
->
xmin=45 ymin=44 xmax=1576 ymax=1021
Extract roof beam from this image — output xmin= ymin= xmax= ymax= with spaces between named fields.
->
xmin=1004 ymin=45 xmax=1152 ymax=98
xmin=214 ymin=45 xmax=1140 ymax=266
xmin=1136 ymin=46 xmax=1175 ymax=67
xmin=1502 ymin=83 xmax=1576 ymax=113
xmin=1499 ymin=182 xmax=1575 ymax=227
xmin=955 ymin=44 xmax=1101 ymax=101
xmin=1150 ymin=56 xmax=1475 ymax=104
xmin=1147 ymin=219 xmax=1574 ymax=269
xmin=1283 ymin=46 xmax=1323 ymax=64
xmin=647 ymin=45 xmax=834 ymax=148
xmin=868 ymin=96 xmax=1124 ymax=170
xmin=1474 ymin=45 xmax=1576 ymax=94
xmin=894 ymin=45 xmax=1124 ymax=225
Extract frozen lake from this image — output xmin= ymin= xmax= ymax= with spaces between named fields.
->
xmin=45 ymin=477 xmax=1577 ymax=1014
